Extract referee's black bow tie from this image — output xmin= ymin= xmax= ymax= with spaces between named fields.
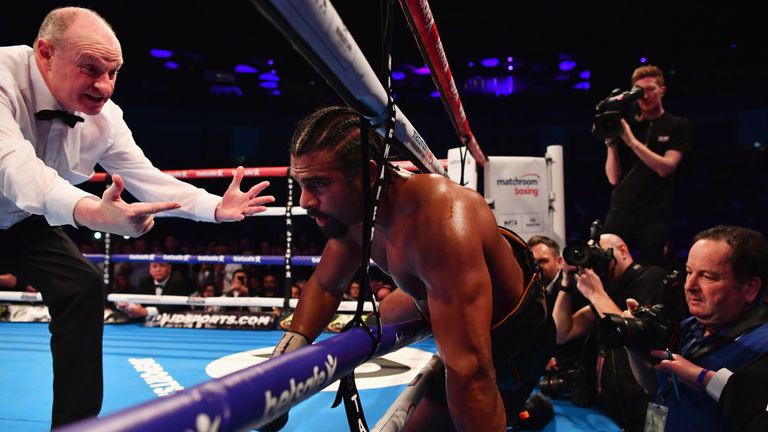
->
xmin=34 ymin=109 xmax=84 ymax=128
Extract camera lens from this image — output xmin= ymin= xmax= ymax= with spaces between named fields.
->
xmin=538 ymin=373 xmax=569 ymax=397
xmin=563 ymin=240 xmax=590 ymax=266
xmin=593 ymin=112 xmax=622 ymax=139
xmin=599 ymin=313 xmax=660 ymax=349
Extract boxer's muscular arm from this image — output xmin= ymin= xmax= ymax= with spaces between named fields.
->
xmin=414 ymin=197 xmax=506 ymax=431
xmin=290 ymin=238 xmax=361 ymax=341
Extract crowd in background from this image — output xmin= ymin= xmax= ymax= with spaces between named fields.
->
xmin=1 ymin=228 xmax=396 ymax=313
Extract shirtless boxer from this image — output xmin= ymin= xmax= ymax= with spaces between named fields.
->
xmin=272 ymin=106 xmax=555 ymax=431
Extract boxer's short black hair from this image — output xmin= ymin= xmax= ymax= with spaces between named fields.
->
xmin=290 ymin=106 xmax=385 ymax=184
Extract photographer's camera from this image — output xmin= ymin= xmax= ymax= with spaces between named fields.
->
xmin=598 ymin=271 xmax=683 ymax=355
xmin=562 ymin=220 xmax=614 ymax=277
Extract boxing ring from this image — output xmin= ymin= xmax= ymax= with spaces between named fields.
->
xmin=0 ymin=323 xmax=620 ymax=432
xmin=0 ymin=1 xmax=616 ymax=431
xmin=0 ymin=322 xmax=443 ymax=432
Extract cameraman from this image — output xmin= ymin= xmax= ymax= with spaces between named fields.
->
xmin=553 ymin=233 xmax=668 ymax=431
xmin=603 ymin=65 xmax=693 ymax=266
xmin=624 ymin=225 xmax=768 ymax=431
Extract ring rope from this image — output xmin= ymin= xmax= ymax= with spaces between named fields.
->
xmin=398 ymin=0 xmax=486 ymax=165
xmin=105 ymin=293 xmax=374 ymax=312
xmin=371 ymin=353 xmax=444 ymax=432
xmin=249 ymin=0 xmax=445 ymax=175
xmin=0 ymin=291 xmax=374 ymax=312
xmin=82 ymin=253 xmax=370 ymax=266
xmin=0 ymin=292 xmax=42 ymax=303
xmin=87 ymin=161 xmax=445 ymax=183
xmin=58 ymin=320 xmax=432 ymax=432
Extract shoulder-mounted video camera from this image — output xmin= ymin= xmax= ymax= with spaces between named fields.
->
xmin=598 ymin=270 xmax=683 ymax=356
xmin=592 ymin=86 xmax=645 ymax=139
xmin=562 ymin=220 xmax=614 ymax=277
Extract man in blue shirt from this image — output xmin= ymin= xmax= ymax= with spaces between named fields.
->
xmin=625 ymin=225 xmax=768 ymax=431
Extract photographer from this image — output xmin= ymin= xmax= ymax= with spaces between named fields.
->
xmin=529 ymin=235 xmax=594 ymax=406
xmin=600 ymin=65 xmax=693 ymax=266
xmin=623 ymin=225 xmax=768 ymax=431
xmin=224 ymin=269 xmax=251 ymax=298
xmin=553 ymin=232 xmax=668 ymax=431
xmin=528 ymin=235 xmax=567 ymax=311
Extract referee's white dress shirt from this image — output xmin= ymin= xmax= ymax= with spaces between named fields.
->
xmin=0 ymin=45 xmax=221 ymax=230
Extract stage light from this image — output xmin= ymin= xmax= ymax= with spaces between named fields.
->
xmin=574 ymin=81 xmax=590 ymax=90
xmin=235 ymin=64 xmax=258 ymax=74
xmin=480 ymin=57 xmax=500 ymax=68
xmin=149 ymin=49 xmax=173 ymax=58
xmin=259 ymin=73 xmax=280 ymax=81
xmin=558 ymin=60 xmax=576 ymax=71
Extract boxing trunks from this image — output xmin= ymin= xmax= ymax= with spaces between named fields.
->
xmin=493 ymin=227 xmax=556 ymax=416
xmin=416 ymin=227 xmax=556 ymax=420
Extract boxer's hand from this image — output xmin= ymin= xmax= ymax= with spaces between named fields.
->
xmin=257 ymin=331 xmax=309 ymax=432
xmin=271 ymin=330 xmax=310 ymax=356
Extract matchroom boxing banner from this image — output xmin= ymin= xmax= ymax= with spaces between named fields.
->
xmin=484 ymin=156 xmax=549 ymax=238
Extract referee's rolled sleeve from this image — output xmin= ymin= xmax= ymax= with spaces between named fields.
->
xmin=43 ymin=178 xmax=96 ymax=227
xmin=188 ymin=191 xmax=221 ymax=223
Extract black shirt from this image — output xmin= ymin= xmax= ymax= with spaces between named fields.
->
xmin=611 ymin=112 xmax=693 ymax=218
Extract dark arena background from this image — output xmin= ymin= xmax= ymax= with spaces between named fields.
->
xmin=2 ymin=1 xmax=764 ymax=256
xmin=0 ymin=1 xmax=766 ymax=431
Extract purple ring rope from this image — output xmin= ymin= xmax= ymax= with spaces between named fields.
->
xmin=57 ymin=319 xmax=431 ymax=432
xmin=84 ymin=254 xmax=377 ymax=267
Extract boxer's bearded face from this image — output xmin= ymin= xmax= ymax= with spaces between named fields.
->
xmin=291 ymin=151 xmax=365 ymax=239
xmin=307 ymin=208 xmax=350 ymax=239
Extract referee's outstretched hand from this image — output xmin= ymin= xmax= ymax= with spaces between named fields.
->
xmin=215 ymin=166 xmax=275 ymax=222
xmin=74 ymin=174 xmax=180 ymax=237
